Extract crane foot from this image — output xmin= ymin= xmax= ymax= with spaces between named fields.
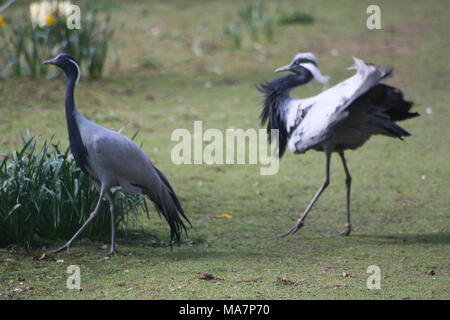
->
xmin=339 ymin=224 xmax=352 ymax=237
xmin=278 ymin=220 xmax=304 ymax=238
xmin=107 ymin=248 xmax=118 ymax=256
xmin=50 ymin=243 xmax=72 ymax=255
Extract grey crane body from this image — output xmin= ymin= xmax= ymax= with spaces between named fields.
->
xmin=75 ymin=116 xmax=160 ymax=195
xmin=43 ymin=53 xmax=189 ymax=255
xmin=259 ymin=53 xmax=419 ymax=237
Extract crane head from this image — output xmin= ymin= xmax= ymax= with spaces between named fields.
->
xmin=43 ymin=53 xmax=81 ymax=84
xmin=275 ymin=52 xmax=330 ymax=84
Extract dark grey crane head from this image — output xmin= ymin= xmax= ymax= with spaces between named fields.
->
xmin=43 ymin=53 xmax=81 ymax=84
xmin=275 ymin=52 xmax=330 ymax=84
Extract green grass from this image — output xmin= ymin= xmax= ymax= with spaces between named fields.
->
xmin=0 ymin=0 xmax=449 ymax=299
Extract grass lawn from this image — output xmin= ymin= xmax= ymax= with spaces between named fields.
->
xmin=0 ymin=0 xmax=449 ymax=299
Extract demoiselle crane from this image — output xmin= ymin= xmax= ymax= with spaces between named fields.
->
xmin=43 ymin=53 xmax=190 ymax=255
xmin=258 ymin=53 xmax=419 ymax=237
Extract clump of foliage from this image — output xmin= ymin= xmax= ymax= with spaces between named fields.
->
xmin=223 ymin=1 xmax=314 ymax=49
xmin=239 ymin=0 xmax=276 ymax=42
xmin=223 ymin=0 xmax=277 ymax=48
xmin=277 ymin=11 xmax=314 ymax=25
xmin=0 ymin=0 xmax=115 ymax=80
xmin=133 ymin=56 xmax=162 ymax=71
xmin=0 ymin=135 xmax=149 ymax=248
xmin=223 ymin=22 xmax=243 ymax=49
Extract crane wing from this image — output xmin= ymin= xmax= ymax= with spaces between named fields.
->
xmin=288 ymin=57 xmax=391 ymax=153
xmin=76 ymin=118 xmax=160 ymax=193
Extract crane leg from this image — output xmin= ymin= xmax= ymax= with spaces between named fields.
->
xmin=51 ymin=186 xmax=107 ymax=255
xmin=279 ymin=150 xmax=332 ymax=237
xmin=338 ymin=151 xmax=352 ymax=236
xmin=105 ymin=192 xmax=118 ymax=256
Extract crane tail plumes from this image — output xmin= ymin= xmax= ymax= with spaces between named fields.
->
xmin=369 ymin=84 xmax=419 ymax=122
xmin=144 ymin=166 xmax=190 ymax=245
xmin=355 ymin=83 xmax=419 ymax=139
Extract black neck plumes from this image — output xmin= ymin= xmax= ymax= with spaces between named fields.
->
xmin=64 ymin=73 xmax=89 ymax=175
xmin=258 ymin=72 xmax=312 ymax=157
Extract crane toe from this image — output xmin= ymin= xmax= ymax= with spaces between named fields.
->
xmin=278 ymin=221 xmax=304 ymax=238
xmin=50 ymin=243 xmax=72 ymax=255
xmin=107 ymin=248 xmax=118 ymax=256
xmin=339 ymin=226 xmax=352 ymax=237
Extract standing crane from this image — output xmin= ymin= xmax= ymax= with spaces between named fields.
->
xmin=43 ymin=53 xmax=190 ymax=255
xmin=258 ymin=53 xmax=419 ymax=237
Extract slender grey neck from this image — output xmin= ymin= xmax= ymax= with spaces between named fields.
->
xmin=65 ymin=77 xmax=78 ymax=117
xmin=260 ymin=73 xmax=314 ymax=118
xmin=63 ymin=71 xmax=90 ymax=175
xmin=272 ymin=73 xmax=313 ymax=99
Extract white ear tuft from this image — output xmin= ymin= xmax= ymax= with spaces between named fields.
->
xmin=300 ymin=63 xmax=330 ymax=84
xmin=68 ymin=58 xmax=81 ymax=85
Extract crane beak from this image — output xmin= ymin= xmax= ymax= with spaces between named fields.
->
xmin=42 ymin=59 xmax=56 ymax=65
xmin=274 ymin=64 xmax=292 ymax=73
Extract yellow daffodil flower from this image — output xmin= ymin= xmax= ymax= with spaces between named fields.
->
xmin=31 ymin=1 xmax=72 ymax=28
xmin=45 ymin=14 xmax=57 ymax=27
xmin=0 ymin=16 xmax=7 ymax=29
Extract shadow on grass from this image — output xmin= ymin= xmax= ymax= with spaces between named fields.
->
xmin=10 ymin=228 xmax=449 ymax=265
xmin=354 ymin=232 xmax=450 ymax=245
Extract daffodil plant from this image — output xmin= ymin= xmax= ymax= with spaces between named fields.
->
xmin=0 ymin=0 xmax=114 ymax=79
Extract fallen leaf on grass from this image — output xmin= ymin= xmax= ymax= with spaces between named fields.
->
xmin=219 ymin=214 xmax=233 ymax=219
xmin=194 ymin=273 xmax=215 ymax=280
xmin=193 ymin=273 xmax=223 ymax=283
xmin=36 ymin=253 xmax=51 ymax=261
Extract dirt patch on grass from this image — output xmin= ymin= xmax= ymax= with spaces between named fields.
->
xmin=277 ymin=275 xmax=304 ymax=287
